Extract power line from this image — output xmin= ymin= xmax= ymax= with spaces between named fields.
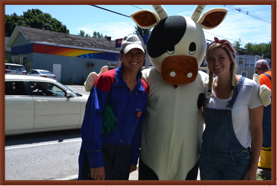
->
xmin=90 ymin=5 xmax=130 ymax=18
xmin=90 ymin=5 xmax=270 ymax=47
xmin=90 ymin=5 xmax=156 ymax=24
xmin=224 ymin=5 xmax=270 ymax=21
xmin=223 ymin=5 xmax=271 ymax=24
xmin=130 ymin=5 xmax=142 ymax=9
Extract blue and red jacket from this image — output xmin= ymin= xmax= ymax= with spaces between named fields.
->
xmin=79 ymin=65 xmax=149 ymax=170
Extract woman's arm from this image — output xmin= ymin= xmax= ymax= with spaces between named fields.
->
xmin=81 ymin=75 xmax=111 ymax=180
xmin=243 ymin=105 xmax=263 ymax=180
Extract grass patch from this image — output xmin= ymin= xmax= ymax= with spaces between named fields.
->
xmin=256 ymin=169 xmax=271 ymax=180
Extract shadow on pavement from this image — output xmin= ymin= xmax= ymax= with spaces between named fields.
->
xmin=5 ymin=129 xmax=81 ymax=146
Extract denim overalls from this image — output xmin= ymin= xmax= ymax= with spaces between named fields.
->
xmin=199 ymin=76 xmax=251 ymax=180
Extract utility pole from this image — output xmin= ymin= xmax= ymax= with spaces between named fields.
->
xmin=244 ymin=54 xmax=247 ymax=77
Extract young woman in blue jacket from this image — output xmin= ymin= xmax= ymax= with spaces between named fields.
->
xmin=78 ymin=33 xmax=149 ymax=180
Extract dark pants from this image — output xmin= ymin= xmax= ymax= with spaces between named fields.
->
xmin=139 ymin=158 xmax=199 ymax=180
xmin=262 ymin=104 xmax=271 ymax=147
xmin=81 ymin=143 xmax=132 ymax=180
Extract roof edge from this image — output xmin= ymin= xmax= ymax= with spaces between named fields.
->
xmin=7 ymin=26 xmax=29 ymax=47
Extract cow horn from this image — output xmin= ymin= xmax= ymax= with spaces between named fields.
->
xmin=152 ymin=5 xmax=168 ymax=20
xmin=191 ymin=5 xmax=206 ymax=22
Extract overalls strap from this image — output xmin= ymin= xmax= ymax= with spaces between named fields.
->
xmin=226 ymin=76 xmax=245 ymax=109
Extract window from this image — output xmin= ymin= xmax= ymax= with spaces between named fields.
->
xmin=5 ymin=82 xmax=27 ymax=95
xmin=5 ymin=65 xmax=12 ymax=70
xmin=238 ymin=57 xmax=244 ymax=65
xmin=30 ymin=82 xmax=65 ymax=97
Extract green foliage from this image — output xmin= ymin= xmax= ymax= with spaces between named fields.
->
xmin=232 ymin=40 xmax=271 ymax=60
xmin=92 ymin=31 xmax=108 ymax=39
xmin=5 ymin=9 xmax=69 ymax=37
xmin=78 ymin=30 xmax=85 ymax=36
xmin=244 ymin=42 xmax=271 ymax=59
xmin=233 ymin=40 xmax=242 ymax=49
xmin=134 ymin=25 xmax=151 ymax=38
xmin=78 ymin=30 xmax=107 ymax=38
xmin=256 ymin=169 xmax=271 ymax=180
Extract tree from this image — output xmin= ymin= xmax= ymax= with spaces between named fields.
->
xmin=92 ymin=31 xmax=107 ymax=39
xmin=233 ymin=40 xmax=242 ymax=49
xmin=78 ymin=30 xmax=107 ymax=38
xmin=244 ymin=42 xmax=271 ymax=59
xmin=134 ymin=25 xmax=151 ymax=38
xmin=78 ymin=30 xmax=85 ymax=36
xmin=5 ymin=9 xmax=69 ymax=37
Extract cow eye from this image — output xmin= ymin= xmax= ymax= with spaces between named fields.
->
xmin=167 ymin=46 xmax=175 ymax=55
xmin=189 ymin=42 xmax=196 ymax=55
xmin=167 ymin=50 xmax=174 ymax=55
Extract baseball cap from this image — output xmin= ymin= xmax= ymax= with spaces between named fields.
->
xmin=120 ymin=33 xmax=145 ymax=54
xmin=255 ymin=59 xmax=269 ymax=69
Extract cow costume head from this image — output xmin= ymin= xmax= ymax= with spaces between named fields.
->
xmin=131 ymin=5 xmax=227 ymax=85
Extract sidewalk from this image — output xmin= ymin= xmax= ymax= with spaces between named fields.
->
xmin=128 ymin=169 xmax=201 ymax=180
xmin=129 ymin=168 xmax=271 ymax=180
xmin=69 ymin=168 xmax=270 ymax=180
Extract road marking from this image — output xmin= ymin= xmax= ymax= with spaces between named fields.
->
xmin=5 ymin=139 xmax=81 ymax=150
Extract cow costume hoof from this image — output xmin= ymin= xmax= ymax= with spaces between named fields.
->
xmin=139 ymin=159 xmax=199 ymax=180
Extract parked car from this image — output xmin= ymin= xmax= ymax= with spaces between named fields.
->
xmin=5 ymin=74 xmax=88 ymax=135
xmin=27 ymin=69 xmax=57 ymax=80
xmin=5 ymin=63 xmax=27 ymax=74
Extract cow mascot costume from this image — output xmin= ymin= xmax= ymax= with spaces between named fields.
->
xmin=84 ymin=5 xmax=271 ymax=180
xmin=130 ymin=5 xmax=227 ymax=180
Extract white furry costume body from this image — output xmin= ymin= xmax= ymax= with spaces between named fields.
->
xmin=141 ymin=69 xmax=206 ymax=180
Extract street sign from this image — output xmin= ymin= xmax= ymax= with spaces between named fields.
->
xmin=115 ymin=38 xmax=123 ymax=48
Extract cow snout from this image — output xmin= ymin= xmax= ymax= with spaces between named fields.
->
xmin=161 ymin=56 xmax=198 ymax=85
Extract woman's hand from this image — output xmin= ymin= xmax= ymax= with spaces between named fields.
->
xmin=243 ymin=167 xmax=257 ymax=180
xmin=91 ymin=167 xmax=105 ymax=180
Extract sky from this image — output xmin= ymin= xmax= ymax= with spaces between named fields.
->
xmin=5 ymin=4 xmax=272 ymax=48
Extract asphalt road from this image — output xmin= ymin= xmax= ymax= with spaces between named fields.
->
xmin=5 ymin=85 xmax=139 ymax=180
xmin=5 ymin=129 xmax=81 ymax=180
xmin=5 ymin=128 xmax=139 ymax=180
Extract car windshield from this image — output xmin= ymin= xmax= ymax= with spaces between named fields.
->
xmin=56 ymin=82 xmax=79 ymax=97
xmin=12 ymin=66 xmax=25 ymax=71
xmin=6 ymin=65 xmax=25 ymax=71
xmin=40 ymin=71 xmax=53 ymax=75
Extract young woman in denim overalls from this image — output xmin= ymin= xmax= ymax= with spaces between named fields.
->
xmin=199 ymin=37 xmax=263 ymax=180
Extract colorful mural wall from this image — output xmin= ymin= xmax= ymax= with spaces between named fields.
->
xmin=11 ymin=44 xmax=120 ymax=61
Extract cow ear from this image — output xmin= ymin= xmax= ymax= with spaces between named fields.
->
xmin=130 ymin=10 xmax=159 ymax=29
xmin=198 ymin=8 xmax=228 ymax=30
